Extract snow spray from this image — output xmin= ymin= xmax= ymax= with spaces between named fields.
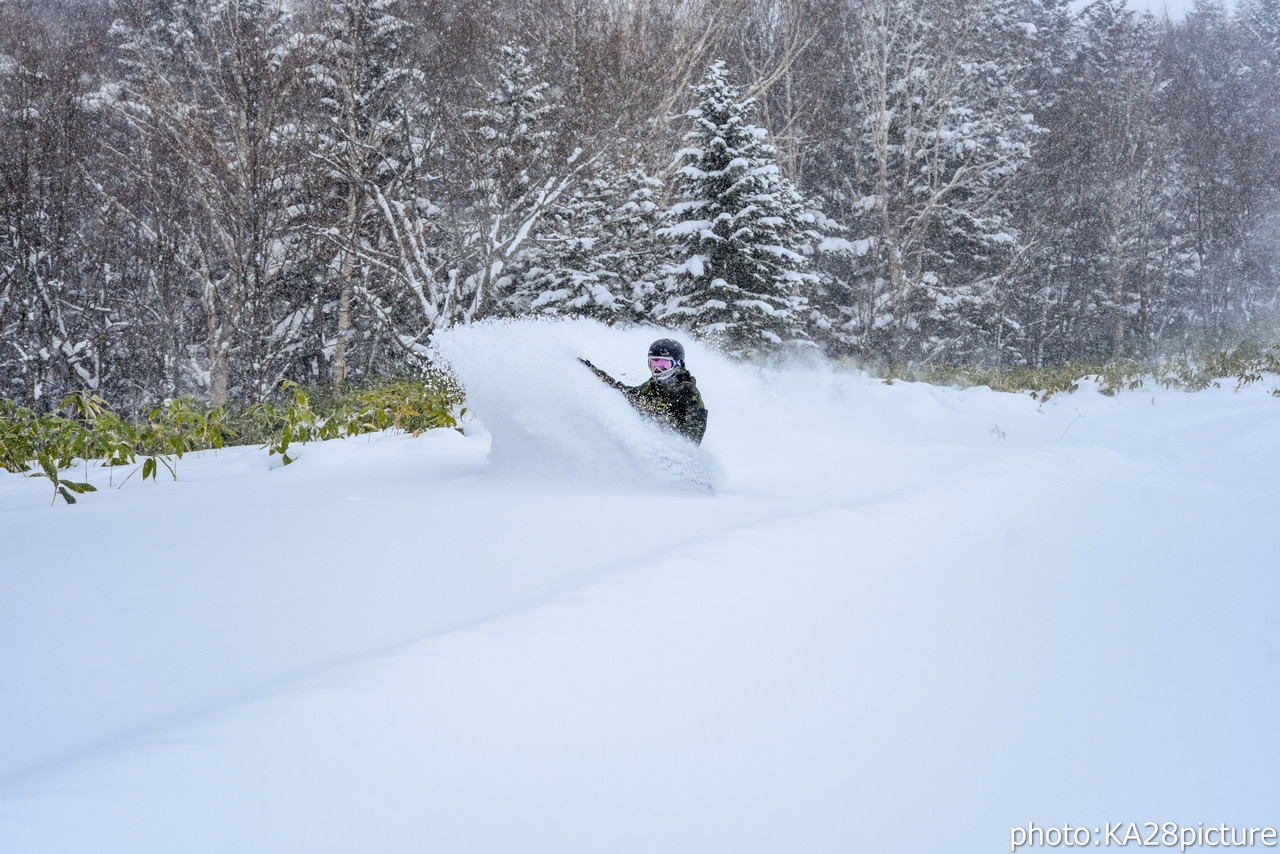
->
xmin=431 ymin=318 xmax=722 ymax=491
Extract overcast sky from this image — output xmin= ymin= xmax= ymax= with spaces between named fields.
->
xmin=1071 ymin=0 xmax=1237 ymax=21
xmin=1133 ymin=0 xmax=1240 ymax=20
xmin=1130 ymin=0 xmax=1198 ymax=18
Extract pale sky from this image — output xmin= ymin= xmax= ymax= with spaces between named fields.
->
xmin=1130 ymin=0 xmax=1198 ymax=18
xmin=1072 ymin=0 xmax=1238 ymax=21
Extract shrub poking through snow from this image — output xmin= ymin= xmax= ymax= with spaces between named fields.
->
xmin=868 ymin=342 xmax=1280 ymax=400
xmin=0 ymin=373 xmax=464 ymax=502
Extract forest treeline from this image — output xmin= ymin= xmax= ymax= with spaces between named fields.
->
xmin=2 ymin=0 xmax=1278 ymax=411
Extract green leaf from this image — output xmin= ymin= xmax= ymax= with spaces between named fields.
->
xmin=57 ymin=486 xmax=77 ymax=505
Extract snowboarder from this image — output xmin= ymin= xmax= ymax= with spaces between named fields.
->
xmin=579 ymin=339 xmax=709 ymax=445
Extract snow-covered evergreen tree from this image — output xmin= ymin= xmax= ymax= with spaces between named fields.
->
xmin=1211 ymin=0 xmax=1280 ymax=340
xmin=1238 ymin=0 xmax=1280 ymax=63
xmin=606 ymin=167 xmax=670 ymax=320
xmin=1013 ymin=0 xmax=1196 ymax=362
xmin=826 ymin=0 xmax=1042 ymax=364
xmin=508 ymin=160 xmax=664 ymax=323
xmin=657 ymin=60 xmax=813 ymax=357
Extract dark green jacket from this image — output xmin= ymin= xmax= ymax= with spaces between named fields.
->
xmin=586 ymin=363 xmax=708 ymax=444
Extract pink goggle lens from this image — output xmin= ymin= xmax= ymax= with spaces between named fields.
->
xmin=648 ymin=357 xmax=675 ymax=372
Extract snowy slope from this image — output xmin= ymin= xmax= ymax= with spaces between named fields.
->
xmin=1 ymin=319 xmax=1278 ymax=854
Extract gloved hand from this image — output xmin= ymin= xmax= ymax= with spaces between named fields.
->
xmin=577 ymin=357 xmax=594 ymax=369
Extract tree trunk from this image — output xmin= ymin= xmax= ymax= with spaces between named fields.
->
xmin=333 ymin=179 xmax=359 ymax=386
xmin=210 ymin=341 xmax=231 ymax=407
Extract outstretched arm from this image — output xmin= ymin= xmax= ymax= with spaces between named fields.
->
xmin=578 ymin=358 xmax=628 ymax=392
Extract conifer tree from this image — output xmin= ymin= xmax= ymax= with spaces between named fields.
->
xmin=1014 ymin=0 xmax=1193 ymax=362
xmin=508 ymin=161 xmax=664 ymax=323
xmin=827 ymin=0 xmax=1041 ymax=365
xmin=1239 ymin=0 xmax=1280 ymax=63
xmin=658 ymin=60 xmax=812 ymax=357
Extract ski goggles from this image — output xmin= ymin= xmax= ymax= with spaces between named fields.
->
xmin=648 ymin=356 xmax=677 ymax=372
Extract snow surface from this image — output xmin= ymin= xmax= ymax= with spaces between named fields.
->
xmin=2 ymin=318 xmax=1278 ymax=854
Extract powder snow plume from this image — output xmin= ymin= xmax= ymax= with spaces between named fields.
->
xmin=431 ymin=318 xmax=722 ymax=490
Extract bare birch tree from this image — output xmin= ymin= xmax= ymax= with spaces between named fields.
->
xmin=103 ymin=0 xmax=307 ymax=404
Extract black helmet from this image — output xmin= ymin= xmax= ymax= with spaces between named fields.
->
xmin=647 ymin=338 xmax=685 ymax=363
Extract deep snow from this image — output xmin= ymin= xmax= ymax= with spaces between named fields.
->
xmin=1 ymin=318 xmax=1278 ymax=854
